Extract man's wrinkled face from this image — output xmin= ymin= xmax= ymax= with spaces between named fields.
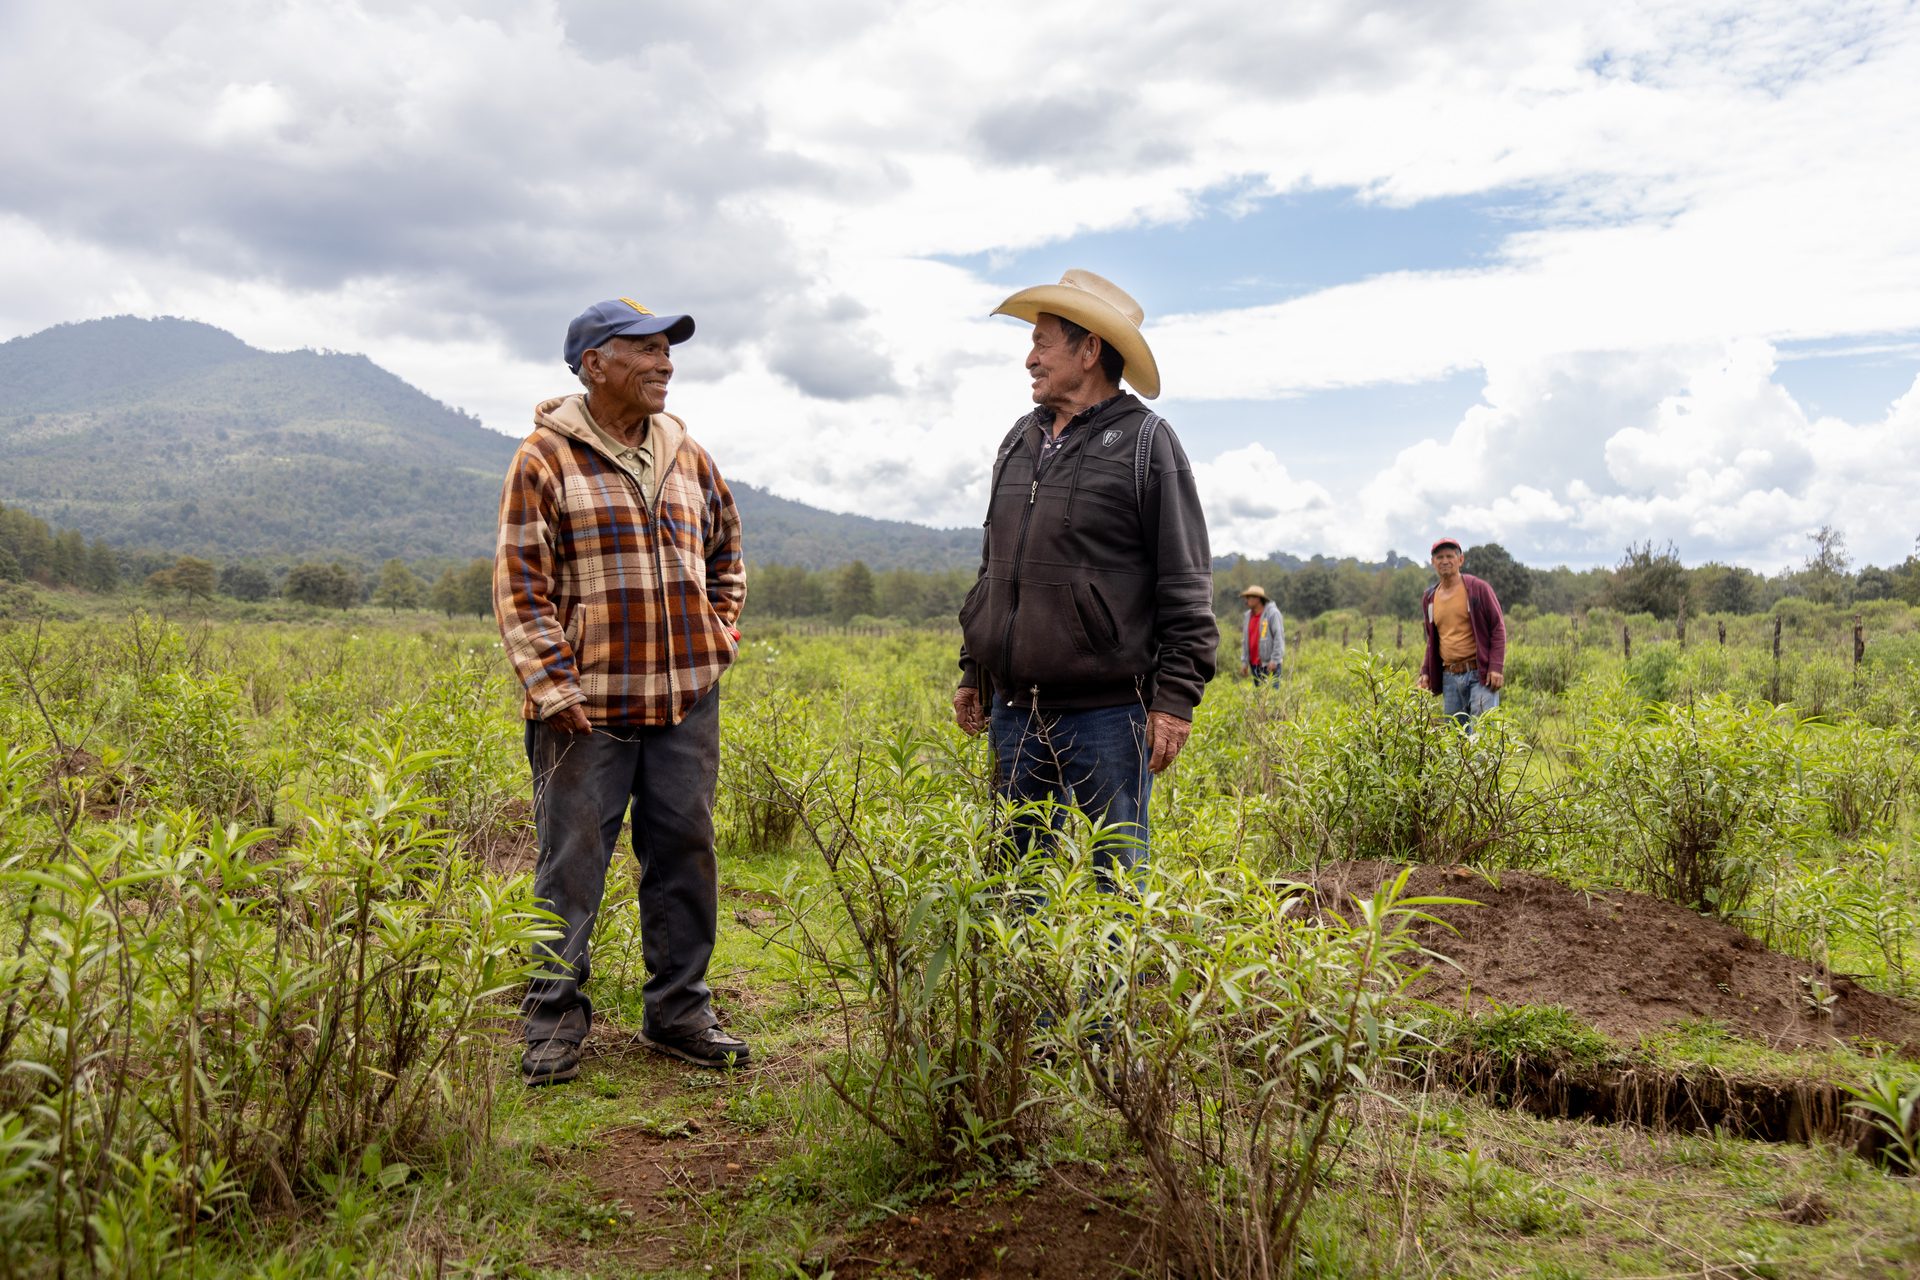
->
xmin=1025 ymin=315 xmax=1092 ymax=410
xmin=1431 ymin=547 xmax=1463 ymax=577
xmin=587 ymin=333 xmax=673 ymax=416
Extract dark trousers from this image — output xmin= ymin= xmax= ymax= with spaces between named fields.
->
xmin=988 ymin=697 xmax=1151 ymax=883
xmin=1250 ymin=661 xmax=1280 ymax=686
xmin=521 ymin=687 xmax=721 ymax=1046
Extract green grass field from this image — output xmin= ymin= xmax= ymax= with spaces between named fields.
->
xmin=1 ymin=602 xmax=1917 ymax=1277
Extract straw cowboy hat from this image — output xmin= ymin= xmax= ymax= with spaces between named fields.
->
xmin=991 ymin=268 xmax=1161 ymax=400
xmin=1240 ymin=585 xmax=1270 ymax=602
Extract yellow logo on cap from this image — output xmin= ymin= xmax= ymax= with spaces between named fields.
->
xmin=617 ymin=297 xmax=654 ymax=315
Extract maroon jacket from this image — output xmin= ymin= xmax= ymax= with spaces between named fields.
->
xmin=1419 ymin=573 xmax=1506 ymax=691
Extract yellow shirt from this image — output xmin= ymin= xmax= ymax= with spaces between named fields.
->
xmin=1434 ymin=582 xmax=1476 ymax=664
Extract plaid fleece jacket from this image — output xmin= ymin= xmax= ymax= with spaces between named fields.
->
xmin=494 ymin=394 xmax=745 ymax=726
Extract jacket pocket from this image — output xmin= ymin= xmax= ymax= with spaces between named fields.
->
xmin=958 ymin=576 xmax=988 ymax=629
xmin=1008 ymin=580 xmax=1103 ymax=679
xmin=560 ymin=601 xmax=598 ymax=683
xmin=959 ymin=575 xmax=1006 ymax=673
xmin=1080 ymin=581 xmax=1121 ymax=650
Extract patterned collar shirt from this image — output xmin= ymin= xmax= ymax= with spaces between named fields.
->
xmin=579 ymin=402 xmax=657 ymax=506
xmin=1034 ymin=393 xmax=1125 ymax=478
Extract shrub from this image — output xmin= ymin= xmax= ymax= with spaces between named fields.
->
xmin=1253 ymin=654 xmax=1577 ymax=870
xmin=0 ymin=738 xmax=554 ymax=1268
xmin=1575 ymin=697 xmax=1815 ymax=915
xmin=781 ymin=731 xmax=1048 ymax=1173
xmin=1029 ymin=865 xmax=1460 ymax=1276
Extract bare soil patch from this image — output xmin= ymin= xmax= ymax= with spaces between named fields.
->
xmin=1312 ymin=861 xmax=1920 ymax=1052
xmin=833 ymin=1169 xmax=1151 ymax=1280
xmin=530 ymin=1036 xmax=776 ymax=1271
xmin=580 ymin=1118 xmax=775 ymax=1271
xmin=476 ymin=796 xmax=537 ymax=875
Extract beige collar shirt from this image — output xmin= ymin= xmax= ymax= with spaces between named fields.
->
xmin=579 ymin=404 xmax=657 ymax=507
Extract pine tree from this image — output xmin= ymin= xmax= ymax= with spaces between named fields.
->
xmin=834 ymin=560 xmax=876 ymax=621
xmin=86 ymin=539 xmax=120 ymax=592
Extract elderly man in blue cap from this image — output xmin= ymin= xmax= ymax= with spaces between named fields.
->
xmin=494 ymin=297 xmax=749 ymax=1085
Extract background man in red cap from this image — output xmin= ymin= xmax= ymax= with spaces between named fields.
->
xmin=952 ymin=269 xmax=1216 ymax=877
xmin=1417 ymin=537 xmax=1507 ymax=728
xmin=494 ymin=297 xmax=749 ymax=1085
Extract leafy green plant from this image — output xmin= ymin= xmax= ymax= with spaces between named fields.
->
xmin=1575 ymin=697 xmax=1815 ymax=915
xmin=1443 ymin=1002 xmax=1613 ymax=1068
xmin=1029 ymin=863 xmax=1464 ymax=1278
xmin=779 ymin=730 xmax=1048 ymax=1173
xmin=1248 ymin=654 xmax=1580 ymax=871
xmin=1844 ymin=1071 xmax=1920 ymax=1173
xmin=0 ymin=735 xmax=555 ymax=1270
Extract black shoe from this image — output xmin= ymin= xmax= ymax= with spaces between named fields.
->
xmin=641 ymin=1025 xmax=752 ymax=1070
xmin=521 ymin=1038 xmax=581 ymax=1086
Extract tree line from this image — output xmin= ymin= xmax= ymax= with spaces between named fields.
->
xmin=10 ymin=494 xmax=1916 ymax=627
xmin=0 ymin=502 xmax=122 ymax=591
xmin=1214 ymin=529 xmax=1920 ymax=622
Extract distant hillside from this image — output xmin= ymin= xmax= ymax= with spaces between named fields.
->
xmin=0 ymin=316 xmax=976 ymax=570
xmin=734 ymin=486 xmax=976 ymax=572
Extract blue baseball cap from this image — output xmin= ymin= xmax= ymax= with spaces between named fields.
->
xmin=564 ymin=297 xmax=695 ymax=373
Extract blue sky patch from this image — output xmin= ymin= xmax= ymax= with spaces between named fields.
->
xmin=945 ymin=185 xmax=1531 ymax=316
xmin=1774 ymin=335 xmax=1920 ymax=423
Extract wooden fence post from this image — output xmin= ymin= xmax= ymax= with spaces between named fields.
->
xmin=1718 ymin=620 xmax=1726 ymax=647
xmin=1622 ymin=623 xmax=1631 ymax=662
xmin=1676 ymin=609 xmax=1687 ymax=649
xmin=1342 ymin=625 xmax=1350 ymax=649
xmin=1366 ymin=618 xmax=1374 ymax=653
xmin=1854 ymin=614 xmax=1865 ymax=671
xmin=1396 ymin=619 xmax=1404 ymax=649
xmin=1770 ymin=615 xmax=1783 ymax=703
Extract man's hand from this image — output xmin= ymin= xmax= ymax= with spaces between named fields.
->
xmin=548 ymin=703 xmax=593 ymax=734
xmin=952 ymin=686 xmax=986 ymax=737
xmin=1146 ymin=711 xmax=1191 ymax=774
xmin=1417 ymin=672 xmax=1430 ymax=691
xmin=1486 ymin=670 xmax=1505 ymax=691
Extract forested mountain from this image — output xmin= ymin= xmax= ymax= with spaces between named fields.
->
xmin=0 ymin=316 xmax=978 ymax=570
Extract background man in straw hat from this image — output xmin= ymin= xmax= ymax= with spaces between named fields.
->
xmin=1239 ymin=585 xmax=1284 ymax=685
xmin=494 ymin=297 xmax=750 ymax=1086
xmin=952 ymin=269 xmax=1216 ymax=875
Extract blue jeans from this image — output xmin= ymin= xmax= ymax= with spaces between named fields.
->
xmin=1441 ymin=668 xmax=1498 ymax=729
xmin=1250 ymin=661 xmax=1280 ymax=686
xmin=988 ymin=698 xmax=1151 ymax=885
xmin=521 ymin=687 xmax=722 ymax=1046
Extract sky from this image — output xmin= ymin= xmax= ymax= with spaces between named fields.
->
xmin=3 ymin=0 xmax=1919 ymax=572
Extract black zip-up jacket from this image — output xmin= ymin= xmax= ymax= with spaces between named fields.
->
xmin=956 ymin=394 xmax=1216 ymax=719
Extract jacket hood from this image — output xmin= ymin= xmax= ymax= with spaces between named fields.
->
xmin=533 ymin=393 xmax=687 ymax=468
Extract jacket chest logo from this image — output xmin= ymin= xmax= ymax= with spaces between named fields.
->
xmin=1100 ymin=428 xmax=1122 ymax=447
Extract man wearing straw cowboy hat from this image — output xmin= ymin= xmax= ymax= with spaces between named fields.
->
xmin=952 ymin=270 xmax=1216 ymax=874
xmin=1239 ymin=585 xmax=1285 ymax=685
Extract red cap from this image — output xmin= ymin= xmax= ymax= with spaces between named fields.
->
xmin=1430 ymin=537 xmax=1462 ymax=554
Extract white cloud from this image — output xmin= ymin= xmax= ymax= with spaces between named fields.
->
xmin=2 ymin=0 xmax=1919 ymax=571
xmin=1192 ymin=444 xmax=1345 ymax=559
xmin=1338 ymin=340 xmax=1920 ymax=571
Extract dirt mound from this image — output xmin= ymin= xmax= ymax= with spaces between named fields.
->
xmin=834 ymin=1171 xmax=1150 ymax=1280
xmin=1312 ymin=862 xmax=1920 ymax=1052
